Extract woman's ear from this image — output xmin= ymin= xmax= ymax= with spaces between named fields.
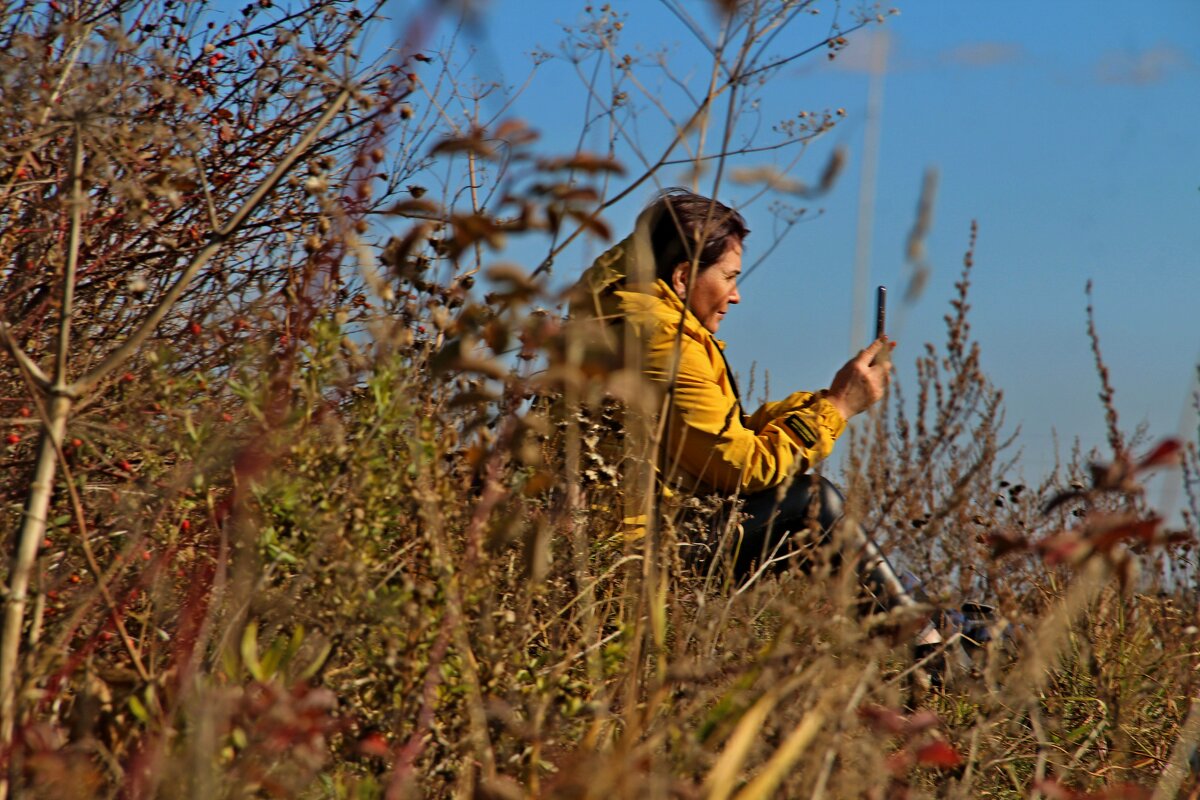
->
xmin=671 ymin=262 xmax=691 ymax=298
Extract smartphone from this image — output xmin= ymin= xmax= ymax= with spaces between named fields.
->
xmin=875 ymin=285 xmax=887 ymax=340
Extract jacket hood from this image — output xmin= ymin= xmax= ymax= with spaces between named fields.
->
xmin=568 ymin=200 xmax=725 ymax=355
xmin=567 ymin=202 xmax=662 ymax=323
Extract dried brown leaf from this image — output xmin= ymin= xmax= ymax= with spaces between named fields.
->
xmin=494 ymin=118 xmax=539 ymax=145
xmin=431 ymin=130 xmax=496 ymax=159
xmin=537 ymin=152 xmax=625 ymax=175
xmin=984 ymin=528 xmax=1029 ymax=559
xmin=566 ymin=208 xmax=612 ymax=241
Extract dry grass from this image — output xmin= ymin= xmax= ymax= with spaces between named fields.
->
xmin=1 ymin=1 xmax=1198 ymax=798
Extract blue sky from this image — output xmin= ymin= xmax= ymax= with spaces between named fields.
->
xmin=413 ymin=1 xmax=1200 ymax=499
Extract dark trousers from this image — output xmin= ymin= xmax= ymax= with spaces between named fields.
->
xmin=729 ymin=475 xmax=915 ymax=613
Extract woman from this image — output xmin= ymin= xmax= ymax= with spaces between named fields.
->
xmin=571 ymin=188 xmax=897 ymax=582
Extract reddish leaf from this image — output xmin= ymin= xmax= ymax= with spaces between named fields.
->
xmin=914 ymin=740 xmax=962 ymax=768
xmin=1136 ymin=438 xmax=1182 ymax=470
xmin=1036 ymin=530 xmax=1088 ymax=566
xmin=884 ymin=748 xmax=913 ymax=776
xmin=1090 ymin=515 xmax=1162 ymax=553
xmin=906 ymin=711 xmax=941 ymax=734
xmin=858 ymin=705 xmax=943 ymax=738
xmin=358 ymin=732 xmax=390 ymax=758
xmin=1035 ymin=780 xmax=1086 ymax=800
xmin=858 ymin=704 xmax=909 ymax=735
xmin=1034 ymin=779 xmax=1151 ymax=800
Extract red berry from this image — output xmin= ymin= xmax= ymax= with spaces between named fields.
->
xmin=71 ymin=438 xmax=83 ymax=448
xmin=142 ymin=550 xmax=152 ymax=561
xmin=122 ymin=372 xmax=136 ymax=383
xmin=69 ymin=574 xmax=81 ymax=584
xmin=190 ymin=322 xmax=203 ymax=336
xmin=6 ymin=434 xmax=19 ymax=445
xmin=119 ymin=460 xmax=133 ymax=472
xmin=41 ymin=538 xmax=51 ymax=548
xmin=18 ymin=407 xmax=30 ymax=417
xmin=359 ymin=732 xmax=390 ymax=757
xmin=180 ymin=519 xmax=191 ymax=532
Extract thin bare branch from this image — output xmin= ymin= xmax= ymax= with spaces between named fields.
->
xmin=72 ymin=88 xmax=353 ymax=395
xmin=0 ymin=323 xmax=50 ymax=389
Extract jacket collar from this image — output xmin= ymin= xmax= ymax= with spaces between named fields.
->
xmin=645 ymin=279 xmax=726 ymax=350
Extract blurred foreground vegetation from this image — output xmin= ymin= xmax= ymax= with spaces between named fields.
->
xmin=2 ymin=1 xmax=1199 ymax=797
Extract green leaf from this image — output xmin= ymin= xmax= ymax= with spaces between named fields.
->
xmin=129 ymin=694 xmax=151 ymax=724
xmin=221 ymin=640 xmax=240 ymax=679
xmin=285 ymin=625 xmax=305 ymax=665
xmin=241 ymin=621 xmax=263 ymax=681
xmin=298 ymin=639 xmax=333 ymax=682
xmin=260 ymin=633 xmax=288 ymax=679
xmin=265 ymin=541 xmax=299 ymax=565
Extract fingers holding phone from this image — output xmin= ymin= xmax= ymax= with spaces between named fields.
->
xmin=828 ymin=338 xmax=892 ymax=419
xmin=826 ymin=286 xmax=896 ymax=419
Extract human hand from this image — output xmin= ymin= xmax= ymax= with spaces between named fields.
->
xmin=825 ymin=337 xmax=894 ymax=420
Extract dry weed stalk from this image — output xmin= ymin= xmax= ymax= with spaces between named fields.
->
xmin=0 ymin=1 xmax=1196 ymax=798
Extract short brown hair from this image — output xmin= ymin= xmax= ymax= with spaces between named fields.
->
xmin=648 ymin=188 xmax=749 ymax=283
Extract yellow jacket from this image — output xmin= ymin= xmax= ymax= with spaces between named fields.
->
xmin=618 ymin=280 xmax=846 ymax=494
xmin=568 ymin=221 xmax=846 ymax=497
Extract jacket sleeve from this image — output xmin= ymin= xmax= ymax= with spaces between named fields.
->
xmin=657 ymin=335 xmax=846 ymax=495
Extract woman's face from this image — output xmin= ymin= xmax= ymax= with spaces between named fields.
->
xmin=671 ymin=241 xmax=742 ymax=333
